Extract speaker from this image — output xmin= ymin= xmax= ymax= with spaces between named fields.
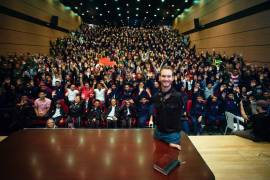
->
xmin=50 ymin=16 xmax=58 ymax=28
xmin=194 ymin=18 xmax=200 ymax=29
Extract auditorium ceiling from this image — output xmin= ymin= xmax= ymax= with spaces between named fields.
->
xmin=60 ymin=0 xmax=195 ymax=26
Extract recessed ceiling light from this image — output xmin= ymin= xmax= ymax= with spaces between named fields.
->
xmin=80 ymin=3 xmax=83 ymax=6
xmin=171 ymin=14 xmax=175 ymax=17
xmin=136 ymin=8 xmax=139 ymax=10
xmin=172 ymin=4 xmax=175 ymax=7
xmin=185 ymin=0 xmax=188 ymax=3
xmin=161 ymin=0 xmax=165 ymax=2
xmin=115 ymin=0 xmax=118 ymax=2
xmin=154 ymin=14 xmax=157 ymax=17
xmin=87 ymin=10 xmax=89 ymax=13
xmin=136 ymin=14 xmax=138 ymax=16
xmin=177 ymin=9 xmax=180 ymax=11
xmin=107 ymin=10 xmax=110 ymax=13
xmin=157 ymin=8 xmax=160 ymax=11
xmin=126 ymin=3 xmax=129 ymax=6
xmin=95 ymin=7 xmax=99 ymax=10
xmin=166 ymin=11 xmax=169 ymax=14
xmin=118 ymin=13 xmax=121 ymax=16
xmin=81 ymin=13 xmax=84 ymax=16
xmin=146 ymin=11 xmax=149 ymax=14
xmin=127 ymin=11 xmax=130 ymax=14
xmin=117 ymin=7 xmax=120 ymax=10
xmin=104 ymin=3 xmax=107 ymax=6
xmin=137 ymin=0 xmax=140 ymax=2
xmin=75 ymin=6 xmax=78 ymax=10
xmin=148 ymin=4 xmax=151 ymax=7
xmin=100 ymin=13 xmax=103 ymax=16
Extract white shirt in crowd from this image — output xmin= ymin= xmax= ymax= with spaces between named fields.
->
xmin=67 ymin=89 xmax=79 ymax=102
xmin=94 ymin=88 xmax=106 ymax=102
xmin=107 ymin=106 xmax=116 ymax=118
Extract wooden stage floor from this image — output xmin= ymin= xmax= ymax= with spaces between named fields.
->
xmin=0 ymin=130 xmax=270 ymax=180
xmin=189 ymin=135 xmax=270 ymax=180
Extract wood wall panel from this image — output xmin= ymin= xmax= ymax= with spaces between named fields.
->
xmin=0 ymin=0 xmax=81 ymax=55
xmin=173 ymin=0 xmax=270 ymax=66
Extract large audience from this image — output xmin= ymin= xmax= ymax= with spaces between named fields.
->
xmin=0 ymin=24 xmax=269 ymax=139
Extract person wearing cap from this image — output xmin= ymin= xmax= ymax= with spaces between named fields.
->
xmin=151 ymin=66 xmax=184 ymax=150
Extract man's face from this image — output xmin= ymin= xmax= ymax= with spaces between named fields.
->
xmin=111 ymin=99 xmax=116 ymax=106
xmin=159 ymin=69 xmax=173 ymax=89
xmin=39 ymin=92 xmax=46 ymax=99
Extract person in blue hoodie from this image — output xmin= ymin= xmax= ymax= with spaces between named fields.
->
xmin=190 ymin=94 xmax=206 ymax=135
xmin=206 ymin=95 xmax=225 ymax=132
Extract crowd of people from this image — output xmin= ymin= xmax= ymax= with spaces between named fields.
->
xmin=0 ymin=24 xmax=269 ymax=139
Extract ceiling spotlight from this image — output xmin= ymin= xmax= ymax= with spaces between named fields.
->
xmin=118 ymin=13 xmax=121 ymax=16
xmin=95 ymin=7 xmax=99 ymax=10
xmin=157 ymin=8 xmax=160 ymax=11
xmin=177 ymin=8 xmax=180 ymax=11
xmin=154 ymin=14 xmax=157 ymax=17
xmin=107 ymin=10 xmax=110 ymax=13
xmin=148 ymin=4 xmax=151 ymax=7
xmin=136 ymin=14 xmax=138 ymax=16
xmin=127 ymin=11 xmax=130 ymax=14
xmin=126 ymin=3 xmax=129 ymax=6
xmin=86 ymin=10 xmax=89 ymax=13
xmin=80 ymin=3 xmax=83 ymax=6
xmin=127 ymin=16 xmax=130 ymax=19
xmin=104 ymin=3 xmax=107 ymax=6
xmin=136 ymin=8 xmax=139 ymax=10
xmin=171 ymin=14 xmax=175 ymax=17
xmin=117 ymin=7 xmax=120 ymax=10
xmin=185 ymin=0 xmax=188 ymax=3
xmin=100 ymin=13 xmax=103 ymax=16
xmin=81 ymin=13 xmax=84 ymax=16
xmin=137 ymin=0 xmax=140 ymax=2
xmin=115 ymin=0 xmax=118 ymax=2
xmin=166 ymin=11 xmax=169 ymax=14
xmin=161 ymin=0 xmax=165 ymax=2
xmin=172 ymin=4 xmax=175 ymax=7
xmin=75 ymin=6 xmax=78 ymax=10
xmin=146 ymin=11 xmax=149 ymax=14
xmin=162 ymin=17 xmax=165 ymax=20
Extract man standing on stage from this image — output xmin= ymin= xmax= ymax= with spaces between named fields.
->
xmin=150 ymin=66 xmax=183 ymax=150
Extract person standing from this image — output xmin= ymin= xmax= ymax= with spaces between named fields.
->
xmin=150 ymin=66 xmax=183 ymax=150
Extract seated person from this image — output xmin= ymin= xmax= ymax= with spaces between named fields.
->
xmin=250 ymin=100 xmax=270 ymax=141
xmin=34 ymin=91 xmax=52 ymax=124
xmin=120 ymin=99 xmax=137 ymax=128
xmin=190 ymin=95 xmax=206 ymax=135
xmin=105 ymin=98 xmax=120 ymax=128
xmin=49 ymin=100 xmax=66 ymax=127
xmin=88 ymin=99 xmax=103 ymax=128
xmin=136 ymin=96 xmax=153 ymax=128
xmin=67 ymin=95 xmax=83 ymax=128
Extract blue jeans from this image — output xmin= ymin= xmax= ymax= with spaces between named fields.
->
xmin=154 ymin=128 xmax=181 ymax=144
xmin=191 ymin=116 xmax=201 ymax=135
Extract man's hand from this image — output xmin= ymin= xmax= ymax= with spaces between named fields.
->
xmin=198 ymin=116 xmax=202 ymax=123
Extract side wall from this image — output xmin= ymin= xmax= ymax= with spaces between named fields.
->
xmin=0 ymin=0 xmax=81 ymax=55
xmin=173 ymin=0 xmax=270 ymax=66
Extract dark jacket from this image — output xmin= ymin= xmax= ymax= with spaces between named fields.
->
xmin=152 ymin=88 xmax=183 ymax=133
xmin=88 ymin=107 xmax=103 ymax=121
xmin=105 ymin=105 xmax=120 ymax=119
